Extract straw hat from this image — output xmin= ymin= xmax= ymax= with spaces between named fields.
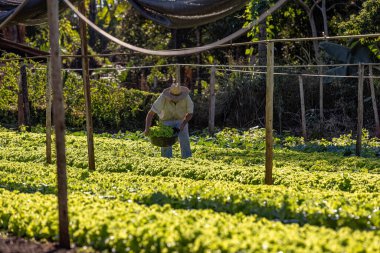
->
xmin=163 ymin=83 xmax=190 ymax=101
xmin=170 ymin=83 xmax=182 ymax=95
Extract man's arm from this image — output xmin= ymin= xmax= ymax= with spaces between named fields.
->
xmin=180 ymin=113 xmax=193 ymax=131
xmin=144 ymin=110 xmax=156 ymax=136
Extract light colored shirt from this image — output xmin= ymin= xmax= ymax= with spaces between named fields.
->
xmin=151 ymin=94 xmax=194 ymax=121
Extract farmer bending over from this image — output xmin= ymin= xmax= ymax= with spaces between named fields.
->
xmin=144 ymin=82 xmax=194 ymax=158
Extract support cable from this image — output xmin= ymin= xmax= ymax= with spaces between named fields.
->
xmin=53 ymin=67 xmax=380 ymax=79
xmin=215 ymin=68 xmax=380 ymax=79
xmin=2 ymin=54 xmax=377 ymax=70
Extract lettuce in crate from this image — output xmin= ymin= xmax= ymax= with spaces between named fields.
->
xmin=149 ymin=124 xmax=175 ymax=138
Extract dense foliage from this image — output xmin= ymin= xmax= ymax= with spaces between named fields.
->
xmin=1 ymin=1 xmax=379 ymax=134
xmin=0 ymin=54 xmax=158 ymax=131
xmin=0 ymin=127 xmax=379 ymax=251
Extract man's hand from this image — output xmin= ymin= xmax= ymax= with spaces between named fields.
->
xmin=179 ymin=121 xmax=187 ymax=131
xmin=180 ymin=113 xmax=193 ymax=131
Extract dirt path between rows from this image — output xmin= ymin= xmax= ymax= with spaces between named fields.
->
xmin=0 ymin=236 xmax=80 ymax=253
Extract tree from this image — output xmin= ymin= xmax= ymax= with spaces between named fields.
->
xmin=336 ymin=0 xmax=380 ymax=59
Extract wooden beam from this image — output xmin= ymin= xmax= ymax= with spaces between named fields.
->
xmin=265 ymin=42 xmax=274 ymax=185
xmin=47 ymin=0 xmax=70 ymax=248
xmin=79 ymin=1 xmax=96 ymax=171
xmin=0 ymin=37 xmax=49 ymax=59
xmin=356 ymin=63 xmax=364 ymax=156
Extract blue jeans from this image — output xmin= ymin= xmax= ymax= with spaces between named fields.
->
xmin=161 ymin=120 xmax=192 ymax=159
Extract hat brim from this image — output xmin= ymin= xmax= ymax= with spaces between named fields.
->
xmin=163 ymin=86 xmax=190 ymax=101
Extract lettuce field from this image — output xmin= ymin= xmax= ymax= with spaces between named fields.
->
xmin=0 ymin=127 xmax=379 ymax=252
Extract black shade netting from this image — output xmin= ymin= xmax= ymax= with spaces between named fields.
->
xmin=127 ymin=0 xmax=249 ymax=28
xmin=0 ymin=0 xmax=80 ymax=26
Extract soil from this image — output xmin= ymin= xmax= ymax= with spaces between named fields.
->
xmin=0 ymin=236 xmax=79 ymax=253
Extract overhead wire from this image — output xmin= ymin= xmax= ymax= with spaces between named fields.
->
xmin=216 ymin=68 xmax=380 ymax=79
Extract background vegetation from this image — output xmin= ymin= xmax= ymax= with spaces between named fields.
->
xmin=1 ymin=0 xmax=379 ymax=137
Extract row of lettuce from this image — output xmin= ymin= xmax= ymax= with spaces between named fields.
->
xmin=0 ymin=159 xmax=379 ymax=232
xmin=0 ymin=129 xmax=380 ymax=193
xmin=0 ymin=129 xmax=379 ymax=251
xmin=1 ymin=188 xmax=380 ymax=252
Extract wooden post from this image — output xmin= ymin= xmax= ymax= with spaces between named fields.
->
xmin=153 ymin=76 xmax=158 ymax=90
xmin=356 ymin=63 xmax=364 ymax=156
xmin=140 ymin=72 xmax=149 ymax=91
xmin=208 ymin=66 xmax=216 ymax=134
xmin=20 ymin=64 xmax=31 ymax=128
xmin=79 ymin=1 xmax=96 ymax=171
xmin=176 ymin=64 xmax=181 ymax=84
xmin=47 ymin=0 xmax=70 ymax=249
xmin=46 ymin=59 xmax=52 ymax=164
xmin=319 ymin=66 xmax=324 ymax=125
xmin=369 ymin=65 xmax=380 ymax=137
xmin=196 ymin=27 xmax=202 ymax=95
xmin=278 ymin=95 xmax=282 ymax=135
xmin=299 ymin=75 xmax=307 ymax=140
xmin=265 ymin=42 xmax=274 ymax=185
xmin=17 ymin=74 xmax=25 ymax=127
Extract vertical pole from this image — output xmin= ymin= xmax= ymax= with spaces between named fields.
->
xmin=153 ymin=76 xmax=158 ymax=90
xmin=17 ymin=70 xmax=25 ymax=127
xmin=20 ymin=64 xmax=31 ymax=129
xmin=299 ymin=75 xmax=307 ymax=140
xmin=356 ymin=63 xmax=364 ymax=156
xmin=265 ymin=42 xmax=274 ymax=185
xmin=319 ymin=66 xmax=324 ymax=124
xmin=176 ymin=64 xmax=181 ymax=84
xmin=46 ymin=59 xmax=52 ymax=164
xmin=369 ymin=65 xmax=380 ymax=137
xmin=208 ymin=66 xmax=216 ymax=135
xmin=140 ymin=72 xmax=149 ymax=91
xmin=196 ymin=27 xmax=201 ymax=94
xmin=79 ymin=2 xmax=95 ymax=171
xmin=47 ymin=0 xmax=70 ymax=248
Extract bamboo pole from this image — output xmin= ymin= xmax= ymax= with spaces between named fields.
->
xmin=356 ymin=63 xmax=364 ymax=156
xmin=47 ymin=0 xmax=70 ymax=248
xmin=265 ymin=42 xmax=274 ymax=185
xmin=369 ymin=65 xmax=380 ymax=137
xmin=208 ymin=66 xmax=216 ymax=134
xmin=299 ymin=75 xmax=307 ymax=140
xmin=46 ymin=59 xmax=52 ymax=164
xmin=79 ymin=1 xmax=95 ymax=171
